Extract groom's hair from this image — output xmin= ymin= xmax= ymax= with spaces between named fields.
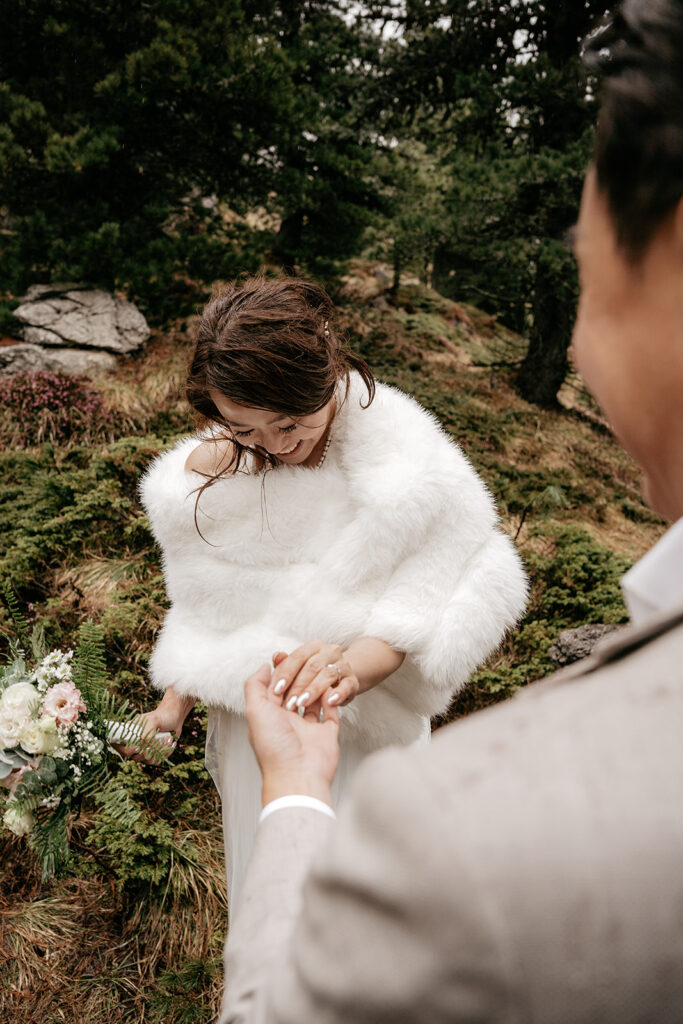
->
xmin=583 ymin=0 xmax=683 ymax=259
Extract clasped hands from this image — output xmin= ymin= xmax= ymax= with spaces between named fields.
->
xmin=270 ymin=639 xmax=360 ymax=717
xmin=245 ymin=636 xmax=404 ymax=805
xmin=245 ymin=641 xmax=346 ymax=806
xmin=246 ymin=636 xmax=406 ymax=804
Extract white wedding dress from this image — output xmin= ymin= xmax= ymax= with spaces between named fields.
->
xmin=205 ymin=707 xmax=398 ymax=903
xmin=140 ymin=377 xmax=528 ymax=907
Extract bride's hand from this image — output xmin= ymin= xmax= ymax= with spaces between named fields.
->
xmin=269 ymin=640 xmax=360 ymax=715
xmin=115 ymin=708 xmax=178 ymax=763
xmin=115 ymin=688 xmax=195 ymax=763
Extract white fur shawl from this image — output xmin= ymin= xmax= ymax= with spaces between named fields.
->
xmin=139 ymin=377 xmax=528 ymax=749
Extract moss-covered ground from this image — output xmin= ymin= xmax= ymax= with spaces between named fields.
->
xmin=0 ymin=263 xmax=665 ymax=1021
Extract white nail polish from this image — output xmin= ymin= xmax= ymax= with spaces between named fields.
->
xmin=328 ymin=693 xmax=340 ymax=705
xmin=296 ymin=692 xmax=310 ymax=708
xmin=286 ymin=695 xmax=298 ymax=711
xmin=274 ymin=679 xmax=286 ymax=695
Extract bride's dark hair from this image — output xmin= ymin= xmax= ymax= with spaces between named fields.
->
xmin=186 ymin=275 xmax=375 ymax=486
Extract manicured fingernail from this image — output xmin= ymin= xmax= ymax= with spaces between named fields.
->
xmin=328 ymin=693 xmax=340 ymax=705
xmin=274 ymin=679 xmax=286 ymax=695
xmin=297 ymin=705 xmax=306 ymax=717
xmin=286 ymin=696 xmax=297 ymax=711
xmin=296 ymin=692 xmax=310 ymax=708
xmin=319 ymin=709 xmax=325 ymax=723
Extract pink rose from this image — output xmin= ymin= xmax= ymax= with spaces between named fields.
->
xmin=42 ymin=681 xmax=87 ymax=726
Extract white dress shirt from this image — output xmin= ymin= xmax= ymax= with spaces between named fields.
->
xmin=621 ymin=516 xmax=683 ymax=625
xmin=259 ymin=794 xmax=336 ymax=823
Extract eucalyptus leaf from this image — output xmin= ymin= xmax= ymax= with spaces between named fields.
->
xmin=0 ymin=746 xmax=33 ymax=778
xmin=37 ymin=762 xmax=58 ymax=786
xmin=19 ymin=771 xmax=42 ymax=795
xmin=0 ymin=656 xmax=29 ymax=691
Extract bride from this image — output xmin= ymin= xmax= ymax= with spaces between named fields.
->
xmin=130 ymin=275 xmax=528 ymax=903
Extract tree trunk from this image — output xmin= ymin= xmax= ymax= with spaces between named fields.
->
xmin=391 ymin=243 xmax=402 ymax=297
xmin=273 ymin=210 xmax=304 ymax=274
xmin=516 ymin=246 xmax=576 ymax=408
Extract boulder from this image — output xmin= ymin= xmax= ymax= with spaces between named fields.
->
xmin=547 ymin=623 xmax=621 ymax=666
xmin=0 ymin=341 xmax=117 ymax=377
xmin=13 ymin=285 xmax=150 ymax=354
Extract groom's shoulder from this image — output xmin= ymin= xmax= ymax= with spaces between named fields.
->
xmin=430 ymin=606 xmax=683 ymax=774
xmin=352 ymin=606 xmax=683 ymax=832
xmin=329 ymin=611 xmax=683 ymax=1014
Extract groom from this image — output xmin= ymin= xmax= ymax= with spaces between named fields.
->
xmin=220 ymin=2 xmax=683 ymax=1021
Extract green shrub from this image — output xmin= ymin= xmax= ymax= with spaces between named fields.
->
xmin=443 ymin=524 xmax=632 ymax=723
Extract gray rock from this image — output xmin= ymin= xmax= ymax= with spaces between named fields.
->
xmin=20 ymin=283 xmax=83 ymax=302
xmin=547 ymin=623 xmax=621 ymax=666
xmin=13 ymin=285 xmax=150 ymax=354
xmin=0 ymin=342 xmax=117 ymax=377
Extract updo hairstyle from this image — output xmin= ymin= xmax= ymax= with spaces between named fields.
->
xmin=186 ymin=275 xmax=375 ymax=476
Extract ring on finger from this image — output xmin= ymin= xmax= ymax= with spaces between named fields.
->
xmin=327 ymin=663 xmax=343 ymax=682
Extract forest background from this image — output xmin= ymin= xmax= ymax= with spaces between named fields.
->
xmin=0 ymin=2 xmax=666 ymax=1022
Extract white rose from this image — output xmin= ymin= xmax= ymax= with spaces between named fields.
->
xmin=0 ymin=714 xmax=24 ymax=750
xmin=3 ymin=804 xmax=35 ymax=836
xmin=19 ymin=716 xmax=59 ymax=755
xmin=1 ymin=682 xmax=40 ymax=719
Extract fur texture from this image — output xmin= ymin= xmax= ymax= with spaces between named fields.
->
xmin=139 ymin=377 xmax=528 ymax=749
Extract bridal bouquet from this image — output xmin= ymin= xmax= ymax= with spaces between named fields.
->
xmin=1 ymin=592 xmax=169 ymax=879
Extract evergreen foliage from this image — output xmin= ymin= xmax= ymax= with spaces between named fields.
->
xmin=0 ymin=0 xmax=390 ymax=319
xmin=367 ymin=0 xmax=611 ymax=404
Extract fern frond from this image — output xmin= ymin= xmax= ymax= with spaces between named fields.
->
xmin=30 ymin=798 xmax=72 ymax=881
xmin=72 ymin=621 xmax=108 ymax=707
xmin=92 ymin=775 xmax=141 ymax=832
xmin=1 ymin=579 xmax=31 ymax=654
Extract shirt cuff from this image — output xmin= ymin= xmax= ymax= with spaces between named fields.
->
xmin=259 ymin=794 xmax=337 ymax=824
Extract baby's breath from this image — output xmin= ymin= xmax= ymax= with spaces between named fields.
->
xmin=31 ymin=650 xmax=74 ymax=694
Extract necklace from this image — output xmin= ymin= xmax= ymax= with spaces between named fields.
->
xmin=313 ymin=399 xmax=336 ymax=470
xmin=315 ymin=432 xmax=332 ymax=470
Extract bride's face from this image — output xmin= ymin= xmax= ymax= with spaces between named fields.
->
xmin=209 ymin=390 xmax=335 ymax=466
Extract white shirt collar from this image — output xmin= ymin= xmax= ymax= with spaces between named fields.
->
xmin=621 ymin=516 xmax=683 ymax=625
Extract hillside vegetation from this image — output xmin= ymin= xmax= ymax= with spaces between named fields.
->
xmin=0 ymin=265 xmax=664 ymax=1023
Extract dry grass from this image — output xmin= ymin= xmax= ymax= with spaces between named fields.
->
xmin=1 ymin=824 xmax=227 ymax=1023
xmin=97 ymin=325 xmax=196 ymax=438
xmin=54 ymin=556 xmax=147 ymax=617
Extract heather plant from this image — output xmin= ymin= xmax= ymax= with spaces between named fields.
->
xmin=0 ymin=371 xmax=104 ymax=448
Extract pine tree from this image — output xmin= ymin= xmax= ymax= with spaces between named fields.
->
xmin=370 ymin=0 xmax=611 ymax=406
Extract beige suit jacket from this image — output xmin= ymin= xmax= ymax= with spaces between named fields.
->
xmin=220 ymin=608 xmax=683 ymax=1023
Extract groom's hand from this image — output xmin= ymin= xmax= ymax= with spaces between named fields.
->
xmin=244 ymin=663 xmax=340 ymax=808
